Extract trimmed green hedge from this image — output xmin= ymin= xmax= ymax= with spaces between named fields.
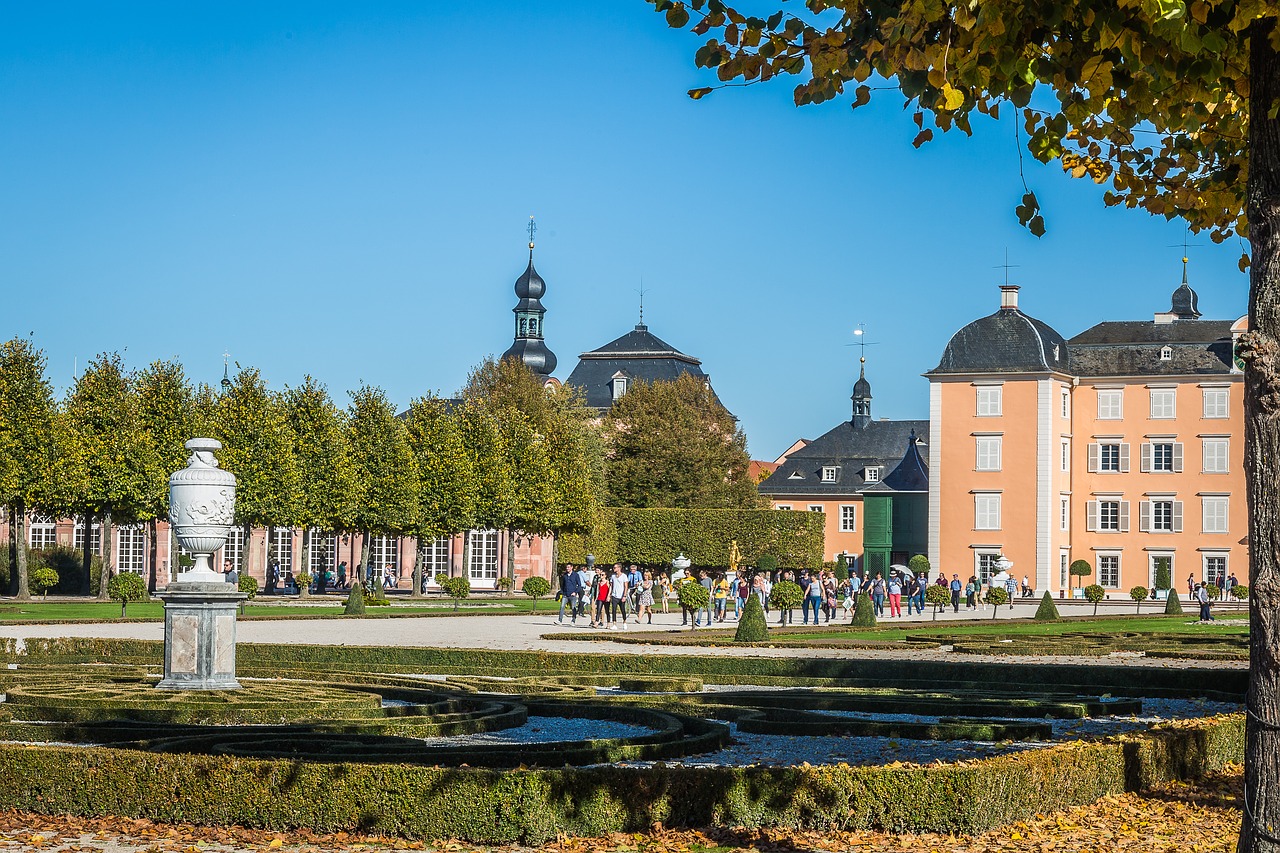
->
xmin=0 ymin=714 xmax=1242 ymax=842
xmin=558 ymin=507 xmax=824 ymax=569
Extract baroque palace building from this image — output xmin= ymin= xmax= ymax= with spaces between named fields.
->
xmin=928 ymin=273 xmax=1247 ymax=595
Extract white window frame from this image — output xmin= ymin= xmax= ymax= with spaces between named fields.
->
xmin=1203 ymin=388 xmax=1229 ymax=419
xmin=423 ymin=536 xmax=451 ymax=582
xmin=1139 ymin=498 xmax=1181 ymax=533
xmin=974 ymin=493 xmax=1002 ymax=530
xmin=1202 ymin=496 xmax=1229 ymax=534
xmin=1097 ymin=389 xmax=1123 ymax=420
xmin=863 ymin=467 xmax=881 ymax=483
xmin=1160 ymin=346 xmax=1173 ymax=361
xmin=1150 ymin=388 xmax=1176 ymax=419
xmin=115 ymin=524 xmax=146 ymax=576
xmin=1087 ymin=499 xmax=1130 ymax=533
xmin=776 ymin=504 xmax=793 ymax=511
xmin=1060 ymin=496 xmax=1070 ymax=531
xmin=1202 ymin=438 xmax=1229 ymax=473
xmin=1097 ymin=554 xmax=1121 ymax=589
xmin=1061 ymin=388 xmax=1070 ymax=419
xmin=821 ymin=466 xmax=838 ymax=483
xmin=808 ymin=504 xmax=824 ymax=514
xmin=28 ymin=513 xmax=57 ymax=550
xmin=369 ymin=534 xmax=400 ymax=578
xmin=975 ymin=550 xmax=1002 ymax=584
xmin=976 ymin=385 xmax=1002 ymax=416
xmin=1203 ymin=553 xmax=1228 ymax=586
xmin=1090 ymin=441 xmax=1129 ymax=473
xmin=73 ymin=517 xmax=101 ymax=554
xmin=221 ymin=528 xmax=244 ymax=573
xmin=270 ymin=527 xmax=294 ymax=573
xmin=1061 ymin=438 xmax=1070 ymax=472
xmin=467 ymin=529 xmax=499 ymax=582
xmin=1141 ymin=441 xmax=1182 ymax=473
xmin=1060 ymin=551 xmax=1070 ymax=588
xmin=975 ymin=436 xmax=1002 ymax=471
xmin=308 ymin=530 xmax=337 ymax=576
xmin=611 ymin=377 xmax=627 ymax=401
xmin=839 ymin=505 xmax=856 ymax=532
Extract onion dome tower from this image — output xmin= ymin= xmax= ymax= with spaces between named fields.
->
xmin=1169 ymin=257 xmax=1202 ymax=319
xmin=852 ymin=357 xmax=873 ymax=429
xmin=501 ymin=217 xmax=558 ymax=378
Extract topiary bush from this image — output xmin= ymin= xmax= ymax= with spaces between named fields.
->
xmin=1033 ymin=591 xmax=1060 ymax=621
xmin=434 ymin=573 xmax=449 ymax=588
xmin=676 ymin=579 xmax=710 ymax=630
xmin=768 ymin=580 xmax=802 ymax=626
xmin=238 ymin=575 xmax=258 ymax=615
xmin=1205 ymin=583 xmax=1221 ymax=601
xmin=1130 ymin=585 xmax=1151 ymax=613
xmin=925 ymin=584 xmax=951 ymax=620
xmin=986 ymin=586 xmax=1008 ymax=617
xmin=106 ymin=573 xmax=147 ymax=618
xmin=495 ymin=576 xmax=514 ymax=593
xmin=295 ymin=571 xmax=313 ymax=598
xmin=344 ymin=582 xmax=366 ymax=616
xmin=833 ymin=553 xmax=848 ymax=581
xmin=1165 ymin=590 xmax=1184 ymax=615
xmin=733 ymin=594 xmax=769 ymax=642
xmin=1069 ymin=559 xmax=1092 ymax=589
xmin=850 ymin=591 xmax=877 ymax=627
xmin=1154 ymin=561 xmax=1172 ymax=592
xmin=908 ymin=554 xmax=931 ymax=581
xmin=1231 ymin=584 xmax=1250 ymax=601
xmin=522 ymin=576 xmax=551 ymax=613
xmin=29 ymin=566 xmax=58 ymax=599
xmin=1084 ymin=584 xmax=1106 ymax=616
xmin=441 ymin=576 xmax=472 ymax=611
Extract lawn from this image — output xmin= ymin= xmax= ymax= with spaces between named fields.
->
xmin=0 ymin=597 xmax=562 ymax=623
xmin=775 ymin=613 xmax=1249 ymax=643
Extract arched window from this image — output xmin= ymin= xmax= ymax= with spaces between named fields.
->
xmin=529 ymin=318 xmax=539 ymax=337
xmin=519 ymin=318 xmax=528 ymax=336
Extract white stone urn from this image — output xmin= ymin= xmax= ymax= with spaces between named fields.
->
xmin=168 ymin=438 xmax=236 ymax=583
xmin=672 ymin=553 xmax=691 ymax=572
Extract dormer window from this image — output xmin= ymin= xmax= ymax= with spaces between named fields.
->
xmin=864 ymin=466 xmax=881 ymax=483
xmin=1160 ymin=346 xmax=1172 ymax=361
xmin=787 ymin=471 xmax=804 ymax=480
xmin=611 ymin=373 xmax=629 ymax=401
xmin=821 ymin=466 xmax=838 ymax=483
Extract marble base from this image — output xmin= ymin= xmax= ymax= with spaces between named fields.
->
xmin=156 ymin=581 xmax=247 ymax=690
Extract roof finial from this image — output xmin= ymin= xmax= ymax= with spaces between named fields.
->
xmin=852 ymin=323 xmax=877 ymax=363
xmin=527 ymin=215 xmax=537 ymax=254
xmin=221 ymin=351 xmax=231 ymax=389
xmin=995 ymin=248 xmax=1019 ymax=286
xmin=636 ymin=279 xmax=647 ymax=327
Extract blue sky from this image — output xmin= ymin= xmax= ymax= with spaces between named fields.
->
xmin=0 ymin=3 xmax=1249 ymax=460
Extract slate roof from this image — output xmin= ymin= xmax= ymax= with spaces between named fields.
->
xmin=565 ymin=323 xmax=727 ymax=413
xmin=759 ymin=419 xmax=929 ymax=497
xmin=1067 ymin=319 xmax=1235 ymax=377
xmin=863 ymin=431 xmax=929 ymax=494
xmin=929 ymin=308 xmax=1069 ymax=375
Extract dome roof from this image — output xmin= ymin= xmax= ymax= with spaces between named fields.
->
xmin=514 ymin=253 xmax=545 ymax=300
xmin=852 ymin=361 xmax=872 ymax=398
xmin=930 ymin=288 xmax=1068 ymax=375
xmin=502 ymin=338 xmax=557 ymax=376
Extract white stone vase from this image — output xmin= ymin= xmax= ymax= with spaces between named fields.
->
xmin=168 ymin=438 xmax=237 ymax=583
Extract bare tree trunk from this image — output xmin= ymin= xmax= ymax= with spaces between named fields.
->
xmin=460 ymin=531 xmax=471 ymax=581
xmin=1242 ymin=19 xmax=1280 ymax=853
xmin=299 ymin=527 xmax=311 ymax=590
xmin=412 ymin=537 xmax=424 ymax=599
xmin=242 ymin=523 xmax=253 ymax=581
xmin=358 ymin=531 xmax=371 ymax=585
xmin=82 ymin=512 xmax=94 ymax=596
xmin=147 ymin=518 xmax=158 ymax=594
xmin=12 ymin=503 xmax=29 ymax=600
xmin=97 ymin=511 xmax=113 ymax=600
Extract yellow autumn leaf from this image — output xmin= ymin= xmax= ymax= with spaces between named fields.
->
xmin=940 ymin=84 xmax=964 ymax=110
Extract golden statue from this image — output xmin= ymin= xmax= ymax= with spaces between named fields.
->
xmin=728 ymin=539 xmax=742 ymax=572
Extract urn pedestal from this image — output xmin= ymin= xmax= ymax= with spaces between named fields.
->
xmin=158 ymin=438 xmax=243 ymax=691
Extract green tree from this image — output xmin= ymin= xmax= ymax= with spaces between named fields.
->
xmin=403 ymin=397 xmax=478 ymax=596
xmin=604 ymin=373 xmax=757 ymax=509
xmin=522 ymin=575 xmax=551 ymax=612
xmin=214 ymin=368 xmax=300 ymax=581
xmin=347 ymin=385 xmax=418 ymax=583
xmin=64 ymin=353 xmax=160 ymax=600
xmin=29 ymin=566 xmax=58 ymax=599
xmin=907 ymin=554 xmax=931 ymax=581
xmin=1084 ymin=584 xmax=1107 ymax=617
xmin=441 ymin=575 xmax=471 ymax=611
xmin=106 ymin=572 xmax=147 ymax=617
xmin=986 ymin=586 xmax=1009 ymax=617
xmin=134 ymin=360 xmax=196 ymax=593
xmin=646 ymin=6 xmax=1277 ymax=846
xmin=1033 ymin=591 xmax=1060 ymax=622
xmin=282 ymin=377 xmax=356 ymax=585
xmin=0 ymin=339 xmax=69 ymax=599
xmin=833 ymin=553 xmax=848 ymax=581
xmin=1131 ymin=585 xmax=1151 ymax=614
xmin=1069 ymin=560 xmax=1092 ymax=590
xmin=925 ymin=584 xmax=950 ymax=620
xmin=454 ymin=400 xmax=515 ymax=579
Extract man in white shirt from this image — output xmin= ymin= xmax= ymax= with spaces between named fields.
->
xmin=607 ymin=563 xmax=630 ymax=629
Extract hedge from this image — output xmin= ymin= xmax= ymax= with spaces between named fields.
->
xmin=558 ymin=507 xmax=824 ymax=569
xmin=0 ymin=714 xmax=1242 ymax=843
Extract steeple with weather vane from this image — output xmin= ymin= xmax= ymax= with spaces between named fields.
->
xmin=501 ymin=216 xmax=558 ymax=377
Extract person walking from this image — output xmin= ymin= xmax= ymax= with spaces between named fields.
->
xmin=713 ymin=572 xmax=730 ymax=622
xmin=803 ymin=571 xmax=824 ymax=624
xmin=608 ymin=563 xmax=630 ymax=629
xmin=965 ymin=577 xmax=976 ymax=610
xmin=591 ymin=568 xmax=609 ymax=628
xmin=658 ymin=571 xmax=672 ymax=614
xmin=695 ymin=569 xmax=714 ymax=627
xmin=557 ymin=565 xmax=581 ymax=625
xmin=1196 ymin=582 xmax=1214 ymax=622
xmin=636 ymin=571 xmax=655 ymax=624
xmin=950 ymin=574 xmax=962 ymax=613
xmin=870 ymin=573 xmax=886 ymax=618
xmin=887 ymin=573 xmax=903 ymax=617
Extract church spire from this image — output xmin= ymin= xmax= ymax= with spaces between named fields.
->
xmin=501 ymin=216 xmax=558 ymax=377
xmin=1169 ymin=255 xmax=1202 ymax=319
xmin=852 ymin=357 xmax=873 ymax=429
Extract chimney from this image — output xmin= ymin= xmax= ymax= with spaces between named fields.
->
xmin=1000 ymin=284 xmax=1020 ymax=311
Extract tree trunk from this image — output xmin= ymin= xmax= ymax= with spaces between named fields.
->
xmin=12 ymin=502 xmax=29 ymax=600
xmin=147 ymin=518 xmax=158 ymax=594
xmin=1243 ymin=18 xmax=1280 ymax=853
xmin=460 ymin=531 xmax=471 ymax=581
xmin=358 ymin=531 xmax=371 ymax=585
xmin=97 ymin=511 xmax=113 ymax=601
xmin=299 ymin=527 xmax=311 ymax=591
xmin=82 ymin=512 xmax=95 ymax=596
xmin=242 ymin=523 xmax=254 ymax=581
xmin=507 ymin=529 xmax=517 ymax=588
xmin=412 ymin=537 xmax=424 ymax=599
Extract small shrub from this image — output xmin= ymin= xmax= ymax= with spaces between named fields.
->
xmin=238 ymin=575 xmax=259 ymax=615
xmin=1164 ymin=590 xmax=1184 ymax=615
xmin=106 ymin=573 xmax=147 ymax=618
xmin=522 ymin=576 xmax=551 ymax=613
xmin=29 ymin=567 xmax=59 ymax=599
xmin=1130 ymin=585 xmax=1150 ymax=613
xmin=734 ymin=595 xmax=769 ymax=642
xmin=1231 ymin=584 xmax=1250 ymax=600
xmin=1069 ymin=560 xmax=1092 ymax=589
xmin=295 ymin=571 xmax=313 ymax=595
xmin=986 ymin=586 xmax=1009 ymax=617
xmin=925 ymin=584 xmax=950 ymax=620
xmin=441 ymin=576 xmax=471 ymax=611
xmin=768 ymin=580 xmax=802 ymax=625
xmin=676 ymin=580 xmax=710 ymax=614
xmin=850 ymin=591 xmax=876 ymax=627
xmin=495 ymin=576 xmax=514 ymax=593
xmin=833 ymin=554 xmax=848 ymax=581
xmin=1205 ymin=583 xmax=1221 ymax=601
xmin=1033 ymin=591 xmax=1060 ymax=621
xmin=1154 ymin=561 xmax=1172 ymax=591
xmin=343 ymin=583 xmax=366 ymax=616
xmin=1083 ymin=583 xmax=1106 ymax=616
xmin=433 ymin=573 xmax=449 ymax=588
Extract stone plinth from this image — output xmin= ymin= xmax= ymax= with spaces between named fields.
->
xmin=157 ymin=582 xmax=246 ymax=690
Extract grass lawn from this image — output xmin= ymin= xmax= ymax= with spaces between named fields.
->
xmin=0 ymin=597 xmax=563 ymax=623
xmin=774 ymin=613 xmax=1249 ymax=644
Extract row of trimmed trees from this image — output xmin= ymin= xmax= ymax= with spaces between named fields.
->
xmin=0 ymin=342 xmax=607 ymax=600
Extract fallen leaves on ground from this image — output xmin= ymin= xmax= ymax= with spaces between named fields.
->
xmin=0 ymin=766 xmax=1243 ymax=852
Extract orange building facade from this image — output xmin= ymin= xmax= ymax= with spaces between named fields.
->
xmin=928 ymin=278 xmax=1247 ymax=596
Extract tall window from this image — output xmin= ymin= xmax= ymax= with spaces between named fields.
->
xmin=976 ymin=386 xmax=1002 ymax=416
xmin=1060 ymin=552 xmax=1069 ymax=588
xmin=974 ymin=493 xmax=1001 ymax=530
xmin=27 ymin=513 xmax=57 ymax=549
xmin=1203 ymin=388 xmax=1229 ymax=419
xmin=73 ymin=517 xmax=101 ymax=554
xmin=270 ymin=528 xmax=293 ymax=572
xmin=1097 ymin=389 xmax=1123 ymax=420
xmin=839 ymin=505 xmax=856 ymax=532
xmin=467 ymin=529 xmax=499 ymax=581
xmin=222 ymin=528 xmax=244 ymax=573
xmin=308 ymin=530 xmax=337 ymax=575
xmin=1097 ymin=555 xmax=1120 ymax=588
xmin=1087 ymin=499 xmax=1129 ymax=532
xmin=1150 ymin=388 xmax=1176 ymax=419
xmin=1202 ymin=438 xmax=1229 ymax=473
xmin=1061 ymin=439 xmax=1070 ymax=472
xmin=1141 ymin=499 xmax=1182 ymax=533
xmin=976 ymin=552 xmax=1001 ymax=583
xmin=423 ymin=537 xmax=451 ymax=580
xmin=1060 ymin=496 xmax=1070 ymax=531
xmin=1061 ymin=388 xmax=1070 ymax=418
xmin=1142 ymin=441 xmax=1182 ymax=473
xmin=1089 ymin=442 xmax=1128 ymax=473
xmin=369 ymin=534 xmax=400 ymax=575
xmin=975 ymin=436 xmax=1002 ymax=471
xmin=1202 ymin=497 xmax=1229 ymax=534
xmin=1204 ymin=555 xmax=1228 ymax=585
xmin=116 ymin=525 xmax=145 ymax=576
